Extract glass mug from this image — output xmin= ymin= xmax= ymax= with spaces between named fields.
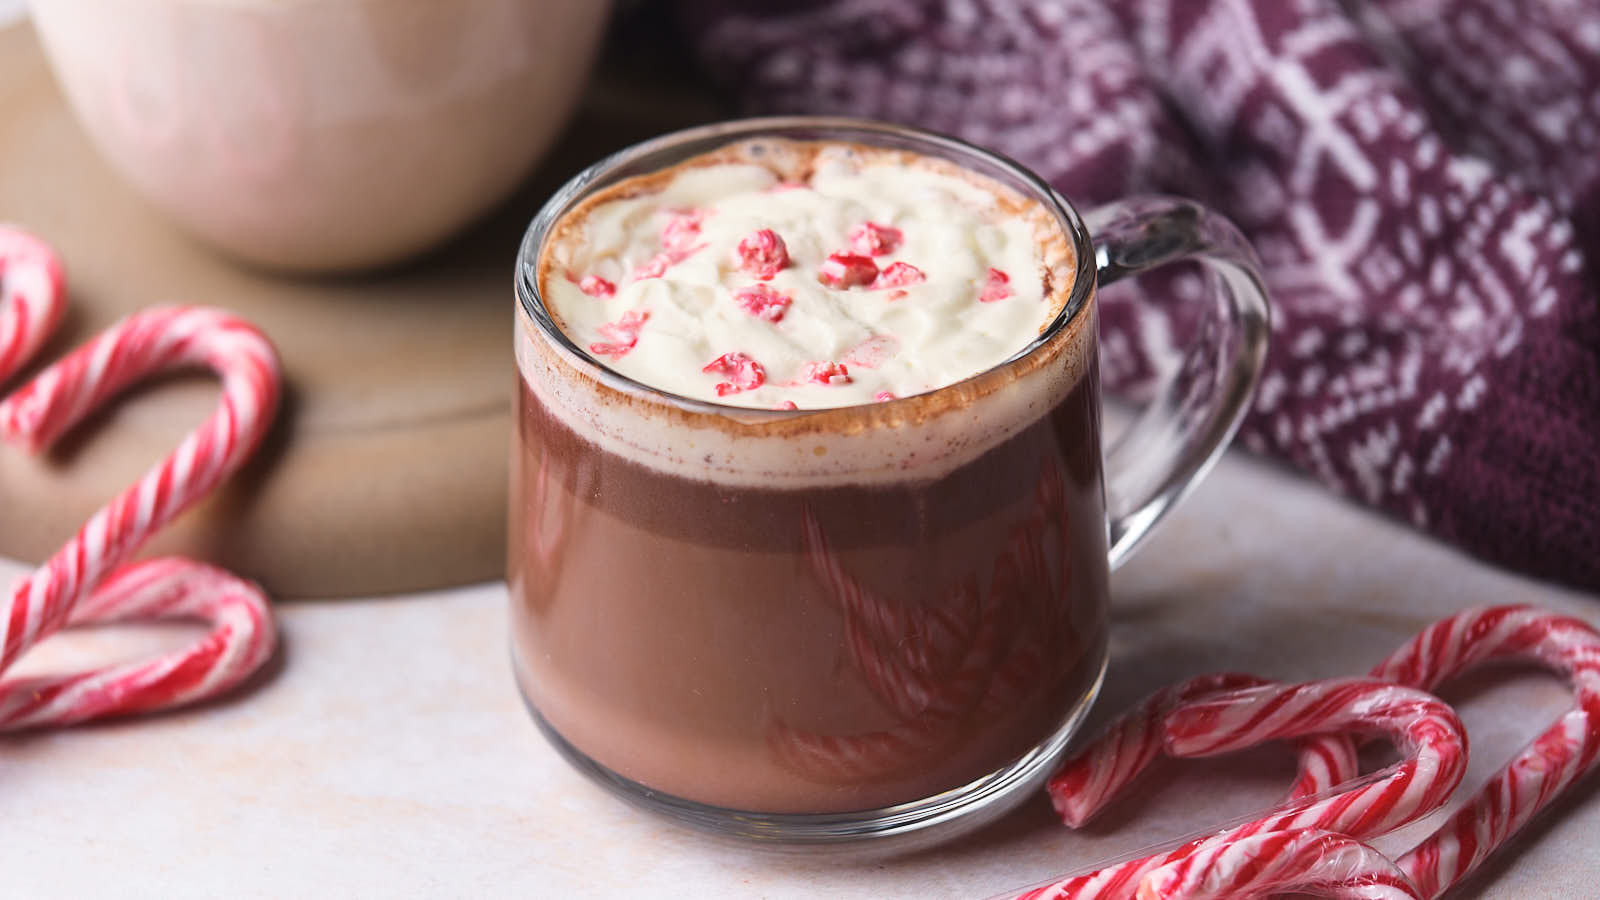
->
xmin=509 ymin=118 xmax=1269 ymax=846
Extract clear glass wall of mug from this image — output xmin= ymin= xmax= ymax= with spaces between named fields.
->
xmin=509 ymin=118 xmax=1270 ymax=847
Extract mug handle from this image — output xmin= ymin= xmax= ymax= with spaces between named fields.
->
xmin=1085 ymin=196 xmax=1272 ymax=570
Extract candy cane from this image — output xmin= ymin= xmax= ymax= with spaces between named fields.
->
xmin=798 ymin=455 xmax=1076 ymax=723
xmin=1367 ymin=606 xmax=1600 ymax=897
xmin=0 ymin=227 xmax=281 ymax=728
xmin=768 ymin=573 xmax=1003 ymax=782
xmin=777 ymin=467 xmax=1080 ymax=782
xmin=1011 ymin=678 xmax=1466 ymax=900
xmin=800 ymin=506 xmax=972 ymax=717
xmin=0 ymin=225 xmax=66 ymax=384
xmin=1163 ymin=680 xmax=1467 ymax=836
xmin=1136 ymin=829 xmax=1422 ymax=900
xmin=1047 ymin=673 xmax=1360 ymax=827
xmin=1107 ymin=607 xmax=1600 ymax=900
xmin=0 ymin=559 xmax=276 ymax=729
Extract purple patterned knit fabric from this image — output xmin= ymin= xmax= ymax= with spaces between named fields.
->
xmin=678 ymin=0 xmax=1600 ymax=590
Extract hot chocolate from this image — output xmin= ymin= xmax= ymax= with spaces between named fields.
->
xmin=511 ymin=137 xmax=1109 ymax=816
xmin=537 ymin=139 xmax=1068 ymax=408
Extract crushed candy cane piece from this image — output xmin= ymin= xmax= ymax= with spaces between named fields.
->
xmin=589 ymin=309 xmax=649 ymax=359
xmin=849 ymin=222 xmax=904 ymax=257
xmin=576 ymin=275 xmax=616 ymax=299
xmin=818 ymin=253 xmax=879 ymax=289
xmin=734 ymin=229 xmax=790 ymax=280
xmin=632 ymin=253 xmax=671 ymax=281
xmin=733 ymin=284 xmax=793 ymax=323
xmin=801 ymin=361 xmax=852 ymax=386
xmin=632 ymin=247 xmax=701 ymax=282
xmin=874 ymin=391 xmax=895 ymax=402
xmin=660 ymin=208 xmax=706 ymax=253
xmin=979 ymin=267 xmax=1012 ymax=302
xmin=873 ymin=261 xmax=926 ymax=290
xmin=703 ymin=351 xmax=767 ymax=396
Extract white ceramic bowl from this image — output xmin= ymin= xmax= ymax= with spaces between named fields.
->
xmin=31 ymin=0 xmax=612 ymax=272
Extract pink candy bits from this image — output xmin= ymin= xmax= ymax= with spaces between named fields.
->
xmin=800 ymin=361 xmax=852 ymax=386
xmin=849 ymin=221 xmax=903 ymax=257
xmin=576 ymin=274 xmax=616 ymax=299
xmin=632 ymin=249 xmax=692 ymax=282
xmin=589 ymin=309 xmax=649 ymax=359
xmin=873 ymin=261 xmax=926 ymax=290
xmin=818 ymin=253 xmax=879 ymax=289
xmin=702 ymin=352 xmax=766 ymax=396
xmin=659 ymin=208 xmax=705 ymax=253
xmin=734 ymin=228 xmax=790 ymax=280
xmin=633 ymin=208 xmax=708 ymax=282
xmin=980 ymin=267 xmax=1013 ymax=302
xmin=733 ymin=284 xmax=792 ymax=323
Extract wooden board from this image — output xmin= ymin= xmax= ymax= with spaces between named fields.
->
xmin=0 ymin=21 xmax=723 ymax=597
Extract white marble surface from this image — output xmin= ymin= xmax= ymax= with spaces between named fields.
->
xmin=3 ymin=444 xmax=1595 ymax=899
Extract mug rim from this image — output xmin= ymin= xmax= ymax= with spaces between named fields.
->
xmin=513 ymin=115 xmax=1098 ymax=421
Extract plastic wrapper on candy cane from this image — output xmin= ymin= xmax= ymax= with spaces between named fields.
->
xmin=1008 ymin=678 xmax=1467 ymax=900
xmin=0 ymin=226 xmax=281 ymax=729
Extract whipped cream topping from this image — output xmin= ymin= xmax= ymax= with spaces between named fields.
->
xmin=539 ymin=142 xmax=1069 ymax=409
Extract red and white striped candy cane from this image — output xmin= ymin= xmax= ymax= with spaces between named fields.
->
xmin=1113 ymin=606 xmax=1600 ymax=900
xmin=0 ymin=559 xmax=276 ymax=729
xmin=0 ymin=228 xmax=281 ymax=728
xmin=1011 ymin=678 xmax=1466 ymax=900
xmin=0 ymin=225 xmax=65 ymax=384
xmin=796 ymin=455 xmax=1076 ymax=728
xmin=1047 ymin=673 xmax=1360 ymax=827
xmin=1136 ymin=828 xmax=1422 ymax=900
xmin=768 ymin=572 xmax=1003 ymax=782
xmin=1163 ymin=680 xmax=1467 ymax=837
xmin=801 ymin=507 xmax=977 ymax=686
xmin=1370 ymin=606 xmax=1600 ymax=898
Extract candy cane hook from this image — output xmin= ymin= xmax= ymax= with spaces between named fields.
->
xmin=0 ymin=226 xmax=281 ymax=729
xmin=1012 ymin=678 xmax=1466 ymax=900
